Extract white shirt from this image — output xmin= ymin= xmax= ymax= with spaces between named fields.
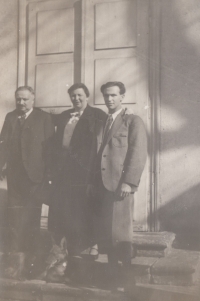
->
xmin=108 ymin=108 xmax=123 ymax=128
xmin=18 ymin=108 xmax=33 ymax=119
xmin=25 ymin=108 xmax=33 ymax=119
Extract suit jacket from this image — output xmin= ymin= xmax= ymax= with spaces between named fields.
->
xmin=48 ymin=105 xmax=107 ymax=237
xmin=0 ymin=108 xmax=55 ymax=183
xmin=53 ymin=105 xmax=107 ymax=181
xmin=91 ymin=109 xmax=147 ymax=192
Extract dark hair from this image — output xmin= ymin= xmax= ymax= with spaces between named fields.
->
xmin=100 ymin=81 xmax=126 ymax=95
xmin=15 ymin=86 xmax=35 ymax=96
xmin=68 ymin=83 xmax=90 ymax=97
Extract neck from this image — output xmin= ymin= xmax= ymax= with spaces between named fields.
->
xmin=74 ymin=105 xmax=87 ymax=113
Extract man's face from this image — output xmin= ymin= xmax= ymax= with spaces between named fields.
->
xmin=69 ymin=88 xmax=88 ymax=111
xmin=102 ymin=86 xmax=124 ymax=113
xmin=15 ymin=90 xmax=34 ymax=114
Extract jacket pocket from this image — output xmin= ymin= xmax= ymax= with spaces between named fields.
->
xmin=112 ymin=133 xmax=128 ymax=147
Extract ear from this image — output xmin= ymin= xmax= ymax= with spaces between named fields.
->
xmin=120 ymin=94 xmax=125 ymax=102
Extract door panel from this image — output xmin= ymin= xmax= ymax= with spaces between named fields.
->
xmin=83 ymin=0 xmax=150 ymax=231
xmin=27 ymin=0 xmax=81 ymax=112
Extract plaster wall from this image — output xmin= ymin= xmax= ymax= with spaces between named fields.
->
xmin=0 ymin=0 xmax=18 ymax=224
xmin=0 ymin=0 xmax=18 ymax=130
xmin=158 ymin=0 xmax=200 ymax=235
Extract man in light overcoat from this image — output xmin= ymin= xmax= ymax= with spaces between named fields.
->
xmin=87 ymin=81 xmax=147 ymax=288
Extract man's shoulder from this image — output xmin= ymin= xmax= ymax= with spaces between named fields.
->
xmin=32 ymin=108 xmax=52 ymax=119
xmin=60 ymin=108 xmax=74 ymax=117
xmin=88 ymin=105 xmax=107 ymax=120
xmin=124 ymin=113 xmax=144 ymax=124
xmin=6 ymin=109 xmax=17 ymax=117
xmin=4 ymin=110 xmax=18 ymax=121
xmin=33 ymin=108 xmax=48 ymax=115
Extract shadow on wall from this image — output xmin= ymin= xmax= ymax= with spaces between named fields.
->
xmin=150 ymin=0 xmax=200 ymax=249
xmin=149 ymin=183 xmax=200 ymax=251
xmin=0 ymin=187 xmax=8 ymax=252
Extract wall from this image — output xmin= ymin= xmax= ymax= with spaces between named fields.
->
xmin=0 ymin=0 xmax=18 ymax=129
xmin=158 ymin=0 xmax=200 ymax=240
xmin=0 ymin=0 xmax=18 ymax=230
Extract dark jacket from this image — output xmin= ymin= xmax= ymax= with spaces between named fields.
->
xmin=53 ymin=105 xmax=107 ymax=182
xmin=0 ymin=108 xmax=55 ymax=183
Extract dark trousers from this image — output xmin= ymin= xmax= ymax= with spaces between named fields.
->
xmin=6 ymin=163 xmax=42 ymax=254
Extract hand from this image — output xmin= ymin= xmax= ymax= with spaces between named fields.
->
xmin=117 ymin=183 xmax=132 ymax=199
xmin=46 ymin=168 xmax=54 ymax=184
xmin=86 ymin=184 xmax=96 ymax=198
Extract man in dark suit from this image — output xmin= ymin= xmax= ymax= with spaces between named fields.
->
xmin=0 ymin=86 xmax=55 ymax=279
xmin=87 ymin=81 xmax=147 ymax=288
xmin=48 ymin=83 xmax=107 ymax=261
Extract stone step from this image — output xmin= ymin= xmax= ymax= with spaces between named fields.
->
xmin=94 ymin=250 xmax=200 ymax=287
xmin=0 ymin=278 xmax=126 ymax=301
xmin=0 ymin=228 xmax=176 ymax=257
xmin=151 ymin=249 xmax=200 ymax=286
xmin=132 ymin=232 xmax=175 ymax=257
xmin=1 ymin=248 xmax=199 ymax=287
xmin=0 ymin=277 xmax=199 ymax=301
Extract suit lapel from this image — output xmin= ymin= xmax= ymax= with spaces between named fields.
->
xmin=10 ymin=111 xmax=20 ymax=139
xmin=104 ymin=109 xmax=125 ymax=145
xmin=97 ymin=121 xmax=104 ymax=152
xmin=22 ymin=109 xmax=39 ymax=131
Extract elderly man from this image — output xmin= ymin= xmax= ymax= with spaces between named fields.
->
xmin=87 ymin=81 xmax=147 ymax=288
xmin=0 ymin=86 xmax=55 ymax=279
xmin=48 ymin=83 xmax=107 ymax=262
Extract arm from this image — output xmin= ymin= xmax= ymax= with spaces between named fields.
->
xmin=0 ymin=114 xmax=11 ymax=179
xmin=43 ymin=113 xmax=56 ymax=180
xmin=123 ymin=115 xmax=147 ymax=187
xmin=117 ymin=116 xmax=147 ymax=198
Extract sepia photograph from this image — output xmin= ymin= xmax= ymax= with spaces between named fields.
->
xmin=0 ymin=0 xmax=199 ymax=300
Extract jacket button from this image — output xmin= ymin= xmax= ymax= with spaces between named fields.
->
xmin=103 ymin=155 xmax=106 ymax=157
xmin=102 ymin=168 xmax=105 ymax=171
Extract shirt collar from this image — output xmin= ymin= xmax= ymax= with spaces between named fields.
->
xmin=70 ymin=110 xmax=83 ymax=117
xmin=18 ymin=108 xmax=33 ymax=119
xmin=25 ymin=108 xmax=33 ymax=118
xmin=109 ymin=108 xmax=123 ymax=122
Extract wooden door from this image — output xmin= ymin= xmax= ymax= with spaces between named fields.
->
xmin=27 ymin=0 xmax=82 ymax=114
xmin=82 ymin=0 xmax=150 ymax=231
xmin=23 ymin=0 xmax=150 ymax=231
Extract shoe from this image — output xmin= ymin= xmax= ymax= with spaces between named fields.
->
xmin=81 ymin=245 xmax=98 ymax=261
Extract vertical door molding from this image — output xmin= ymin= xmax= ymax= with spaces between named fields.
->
xmin=148 ymin=0 xmax=161 ymax=231
xmin=18 ymin=0 xmax=26 ymax=86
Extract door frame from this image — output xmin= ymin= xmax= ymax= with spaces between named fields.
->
xmin=17 ymin=0 xmax=161 ymax=231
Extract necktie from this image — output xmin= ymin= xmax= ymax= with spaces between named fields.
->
xmin=102 ymin=114 xmax=113 ymax=144
xmin=18 ymin=114 xmax=26 ymax=127
xmin=69 ymin=111 xmax=81 ymax=124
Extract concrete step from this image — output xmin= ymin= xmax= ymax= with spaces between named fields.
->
xmin=94 ymin=250 xmax=200 ymax=287
xmin=1 ymin=248 xmax=200 ymax=287
xmin=132 ymin=232 xmax=175 ymax=257
xmin=0 ymin=277 xmax=199 ymax=301
xmin=151 ymin=249 xmax=200 ymax=286
xmin=0 ymin=228 xmax=176 ymax=257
